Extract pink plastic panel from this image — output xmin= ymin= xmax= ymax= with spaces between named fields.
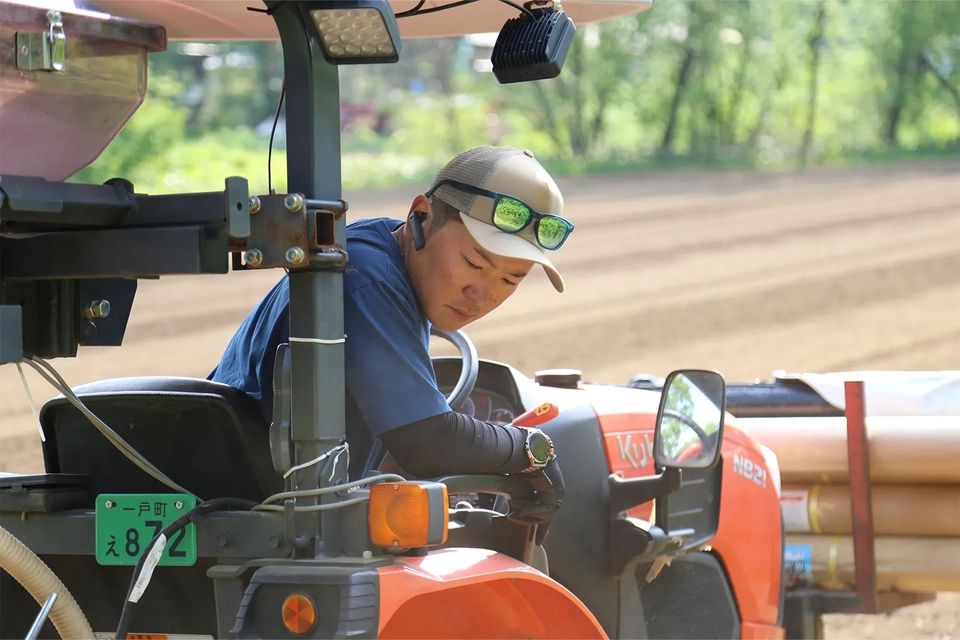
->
xmin=0 ymin=1 xmax=165 ymax=181
xmin=95 ymin=0 xmax=652 ymax=40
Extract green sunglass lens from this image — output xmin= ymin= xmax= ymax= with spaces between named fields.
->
xmin=538 ymin=217 xmax=569 ymax=249
xmin=493 ymin=198 xmax=529 ymax=232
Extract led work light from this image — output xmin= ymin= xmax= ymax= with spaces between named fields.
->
xmin=491 ymin=3 xmax=577 ymax=84
xmin=309 ymin=0 xmax=401 ymax=65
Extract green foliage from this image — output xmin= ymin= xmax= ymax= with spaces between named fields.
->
xmin=660 ymin=375 xmax=695 ymax=456
xmin=660 ymin=373 xmax=724 ymax=461
xmin=70 ymin=74 xmax=188 ymax=187
xmin=67 ymin=0 xmax=960 ymax=195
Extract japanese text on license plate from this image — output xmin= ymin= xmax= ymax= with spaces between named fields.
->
xmin=95 ymin=494 xmax=197 ymax=566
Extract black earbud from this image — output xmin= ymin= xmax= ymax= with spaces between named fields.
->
xmin=410 ymin=211 xmax=427 ymax=251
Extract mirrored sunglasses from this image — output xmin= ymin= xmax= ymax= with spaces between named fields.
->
xmin=426 ymin=179 xmax=574 ymax=251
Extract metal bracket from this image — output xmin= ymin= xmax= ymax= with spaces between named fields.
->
xmin=16 ymin=10 xmax=66 ymax=72
xmin=282 ymin=499 xmax=311 ymax=552
xmin=234 ymin=194 xmax=349 ymax=271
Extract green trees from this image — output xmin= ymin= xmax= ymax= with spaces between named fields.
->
xmin=71 ymin=1 xmax=959 ymax=194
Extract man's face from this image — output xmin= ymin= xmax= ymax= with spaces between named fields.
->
xmin=407 ymin=202 xmax=534 ymax=332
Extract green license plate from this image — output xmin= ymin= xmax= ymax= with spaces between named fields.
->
xmin=95 ymin=493 xmax=197 ymax=566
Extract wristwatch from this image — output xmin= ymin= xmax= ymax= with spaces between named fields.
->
xmin=518 ymin=428 xmax=555 ymax=474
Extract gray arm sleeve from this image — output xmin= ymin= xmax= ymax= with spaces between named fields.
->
xmin=378 ymin=411 xmax=530 ymax=479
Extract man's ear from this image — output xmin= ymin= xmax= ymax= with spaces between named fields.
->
xmin=408 ymin=195 xmax=432 ymax=251
xmin=408 ymin=194 xmax=432 ymax=220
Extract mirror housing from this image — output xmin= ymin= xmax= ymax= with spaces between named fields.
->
xmin=654 ymin=369 xmax=726 ymax=470
xmin=607 ymin=369 xmax=727 ymax=575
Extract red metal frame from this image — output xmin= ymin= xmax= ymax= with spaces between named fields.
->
xmin=843 ymin=380 xmax=879 ymax=613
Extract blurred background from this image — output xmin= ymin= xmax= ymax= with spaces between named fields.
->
xmin=69 ymin=0 xmax=960 ymax=195
xmin=3 ymin=2 xmax=959 ymax=635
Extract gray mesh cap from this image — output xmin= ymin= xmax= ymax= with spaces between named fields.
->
xmin=428 ymin=146 xmax=567 ymax=292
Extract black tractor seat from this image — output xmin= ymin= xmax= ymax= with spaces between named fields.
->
xmin=38 ymin=376 xmax=284 ymax=506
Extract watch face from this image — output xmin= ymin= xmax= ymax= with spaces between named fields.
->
xmin=528 ymin=432 xmax=552 ymax=463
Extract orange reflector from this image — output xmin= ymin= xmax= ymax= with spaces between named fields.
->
xmin=368 ymin=481 xmax=448 ymax=548
xmin=282 ymin=592 xmax=317 ymax=635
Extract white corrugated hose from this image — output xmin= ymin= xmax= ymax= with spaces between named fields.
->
xmin=0 ymin=524 xmax=94 ymax=638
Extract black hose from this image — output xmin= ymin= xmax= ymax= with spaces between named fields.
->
xmin=114 ymin=497 xmax=259 ymax=639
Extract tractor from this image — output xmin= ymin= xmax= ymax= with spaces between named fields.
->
xmin=0 ymin=1 xmax=791 ymax=638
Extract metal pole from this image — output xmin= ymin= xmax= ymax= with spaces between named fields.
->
xmin=844 ymin=380 xmax=878 ymax=613
xmin=271 ymin=2 xmax=346 ymax=559
xmin=24 ymin=592 xmax=57 ymax=640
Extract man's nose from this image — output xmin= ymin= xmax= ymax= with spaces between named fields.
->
xmin=463 ymin=281 xmax=489 ymax=305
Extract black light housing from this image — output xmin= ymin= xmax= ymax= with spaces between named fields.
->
xmin=491 ymin=4 xmax=577 ymax=84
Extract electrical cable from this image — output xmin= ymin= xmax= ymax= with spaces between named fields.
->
xmin=21 ymin=356 xmax=408 ymax=512
xmin=267 ymin=75 xmax=285 ymax=195
xmin=396 ymin=0 xmax=536 ymax=20
xmin=503 ymin=0 xmax=538 ymax=18
xmin=23 ymin=357 xmax=197 ymax=498
xmin=15 ymin=363 xmax=44 ymax=442
xmin=252 ymin=496 xmax=371 ymax=512
xmin=111 ymin=477 xmax=409 ymax=632
xmin=114 ymin=498 xmax=258 ymax=640
xmin=259 ymin=473 xmax=408 ymax=505
xmin=396 ymin=0 xmax=476 ymax=17
xmin=394 ymin=0 xmax=426 ymax=18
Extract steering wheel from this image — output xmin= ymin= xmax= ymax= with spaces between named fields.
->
xmin=430 ymin=326 xmax=479 ymax=411
xmin=661 ymin=408 xmax=716 ymax=451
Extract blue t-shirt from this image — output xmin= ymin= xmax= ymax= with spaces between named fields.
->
xmin=208 ymin=217 xmax=451 ymax=479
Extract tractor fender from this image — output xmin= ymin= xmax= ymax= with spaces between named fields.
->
xmin=377 ymin=547 xmax=608 ymax=639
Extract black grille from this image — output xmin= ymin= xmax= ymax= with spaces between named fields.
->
xmin=634 ymin=553 xmax=740 ymax=639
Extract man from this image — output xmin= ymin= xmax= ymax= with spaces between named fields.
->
xmin=209 ymin=146 xmax=574 ymax=543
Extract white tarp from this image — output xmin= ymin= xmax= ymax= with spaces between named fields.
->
xmin=772 ymin=370 xmax=960 ymax=417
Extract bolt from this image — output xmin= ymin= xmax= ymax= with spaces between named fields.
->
xmin=362 ymin=550 xmax=373 ymax=558
xmin=284 ymin=194 xmax=304 ymax=212
xmin=175 ymin=501 xmax=184 ymax=510
xmin=216 ymin=533 xmax=232 ymax=548
xmin=285 ymin=246 xmax=306 ymax=265
xmin=105 ymin=500 xmax=115 ymax=509
xmin=268 ymin=535 xmax=283 ymax=549
xmin=244 ymin=248 xmax=263 ymax=267
xmin=46 ymin=10 xmax=62 ymax=22
xmin=392 ymin=540 xmax=399 ymax=547
xmin=392 ymin=485 xmax=398 ymax=491
xmin=84 ymin=300 xmax=111 ymax=320
xmin=249 ymin=195 xmax=261 ymax=215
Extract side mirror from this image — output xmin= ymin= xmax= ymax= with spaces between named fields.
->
xmin=654 ymin=369 xmax=726 ymax=470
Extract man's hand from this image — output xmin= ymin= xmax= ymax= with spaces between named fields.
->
xmin=507 ymin=457 xmax=565 ymax=546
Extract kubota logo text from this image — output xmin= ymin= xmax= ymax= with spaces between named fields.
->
xmin=617 ymin=434 xmax=653 ymax=469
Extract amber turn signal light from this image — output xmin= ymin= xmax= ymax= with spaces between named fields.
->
xmin=282 ymin=592 xmax=317 ymax=635
xmin=368 ymin=481 xmax=448 ymax=548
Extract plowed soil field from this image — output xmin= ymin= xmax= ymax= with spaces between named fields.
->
xmin=2 ymin=159 xmax=959 ymax=638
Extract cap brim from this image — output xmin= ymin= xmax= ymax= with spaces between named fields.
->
xmin=459 ymin=212 xmax=565 ymax=293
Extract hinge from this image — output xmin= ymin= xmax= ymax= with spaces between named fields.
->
xmin=16 ymin=10 xmax=66 ymax=72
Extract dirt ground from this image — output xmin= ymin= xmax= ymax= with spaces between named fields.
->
xmin=1 ymin=159 xmax=959 ymax=637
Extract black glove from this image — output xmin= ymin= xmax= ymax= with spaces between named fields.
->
xmin=507 ymin=457 xmax=565 ymax=546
